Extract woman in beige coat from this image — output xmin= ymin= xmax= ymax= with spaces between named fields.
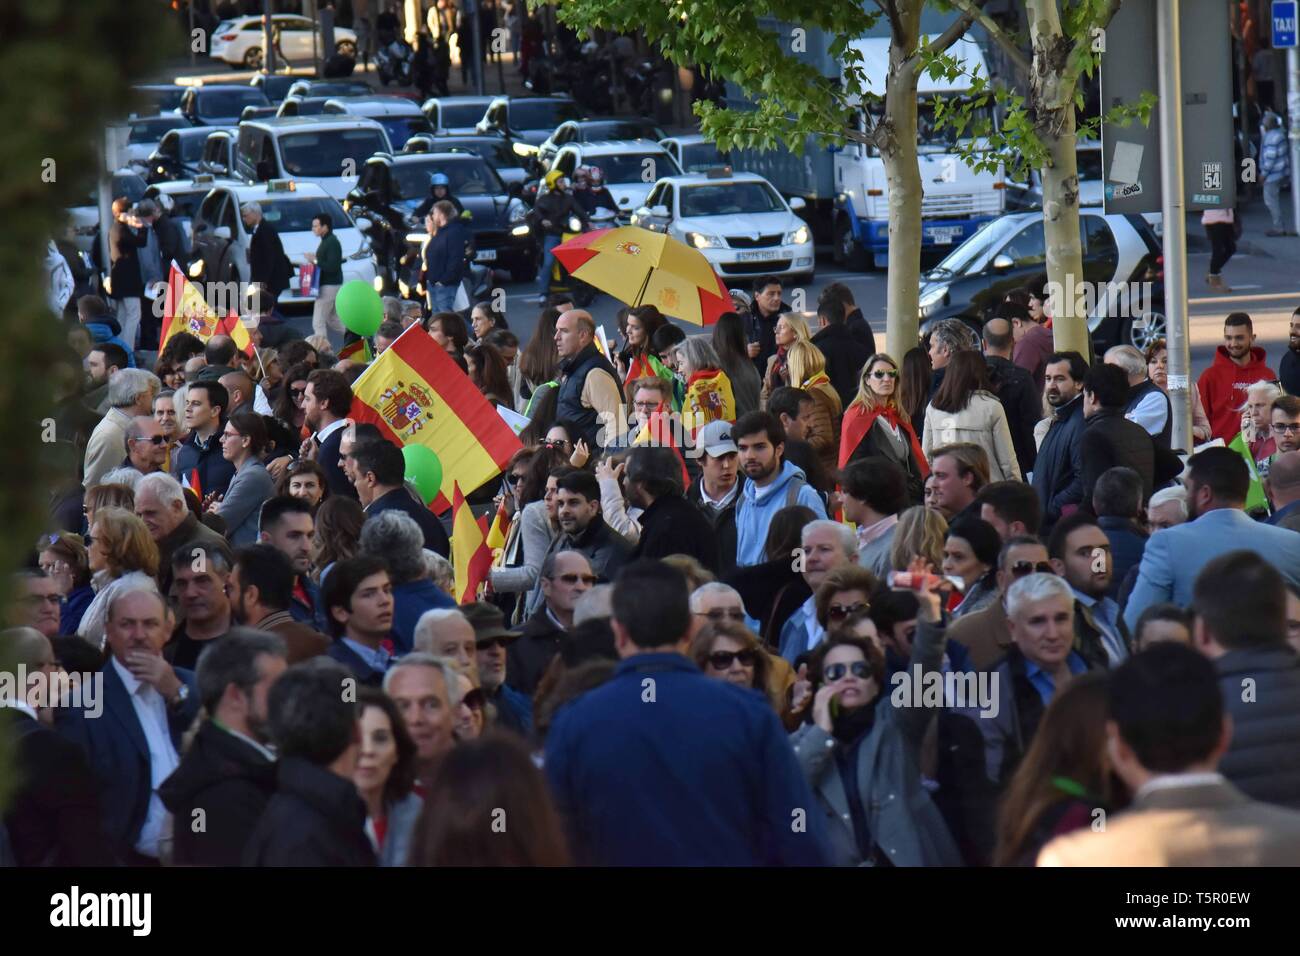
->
xmin=922 ymin=350 xmax=1021 ymax=481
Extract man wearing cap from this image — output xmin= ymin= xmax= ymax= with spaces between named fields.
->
xmin=462 ymin=602 xmax=532 ymax=736
xmin=510 ymin=550 xmax=595 ymax=696
xmin=687 ymin=420 xmax=745 ymax=576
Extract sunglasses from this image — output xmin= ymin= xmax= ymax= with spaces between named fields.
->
xmin=460 ymin=688 xmax=486 ymax=711
xmin=828 ymin=601 xmax=869 ymax=621
xmin=504 ymin=472 xmax=524 ymax=487
xmin=540 ymin=439 xmax=570 ymax=449
xmin=708 ymin=649 xmax=758 ymax=669
xmin=290 ymin=386 xmax=307 ymax=399
xmin=824 ymin=661 xmax=872 ymax=682
xmin=699 ymin=608 xmax=747 ymax=623
xmin=554 ymin=572 xmax=599 ymax=585
xmin=129 ymin=435 xmax=168 ymax=445
xmin=1011 ymin=560 xmax=1054 ymax=578
xmin=870 ymin=370 xmax=898 ymax=380
xmin=475 ymin=635 xmax=512 ymax=651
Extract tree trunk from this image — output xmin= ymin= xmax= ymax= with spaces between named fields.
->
xmin=1026 ymin=0 xmax=1089 ymax=356
xmin=881 ymin=2 xmax=925 ymax=361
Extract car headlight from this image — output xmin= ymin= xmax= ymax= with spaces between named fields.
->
xmin=510 ymin=224 xmax=531 ymax=236
xmin=686 ymin=232 xmax=723 ymax=249
xmin=405 ymin=232 xmax=427 ymax=243
xmin=918 ymin=285 xmax=949 ymax=317
xmin=508 ymin=198 xmax=526 ymax=223
xmin=566 ymin=215 xmax=583 ymax=232
xmin=783 ymin=225 xmax=810 ymax=245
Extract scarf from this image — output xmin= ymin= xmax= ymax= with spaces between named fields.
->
xmin=838 ymin=401 xmax=929 ymax=474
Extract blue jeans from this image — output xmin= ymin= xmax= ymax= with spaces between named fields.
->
xmin=428 ymin=283 xmax=457 ymax=313
xmin=535 ymin=233 xmax=562 ymax=295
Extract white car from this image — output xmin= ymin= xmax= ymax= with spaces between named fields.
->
xmin=188 ymin=180 xmax=375 ymax=304
xmin=210 ymin=14 xmax=357 ymax=70
xmin=143 ymin=175 xmax=245 ymax=249
xmin=234 ymin=117 xmax=393 ymax=201
xmin=322 ymin=96 xmax=435 ymax=151
xmin=658 ymin=134 xmax=731 ymax=174
xmin=550 ymin=140 xmax=683 ymax=221
xmin=630 ymin=170 xmax=815 ymax=282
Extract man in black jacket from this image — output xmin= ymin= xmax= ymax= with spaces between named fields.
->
xmin=422 ymin=200 xmax=472 ymax=313
xmin=687 ymin=420 xmax=743 ymax=576
xmin=352 ymin=438 xmax=450 ymax=557
xmin=241 ymin=202 xmax=294 ymax=301
xmin=746 ymin=275 xmax=789 ymax=377
xmin=625 ymin=445 xmax=720 ymax=574
xmin=819 ymin=281 xmax=876 ymax=356
xmin=981 ymin=317 xmax=1040 ymax=476
xmin=510 ymin=550 xmax=593 ymax=696
xmin=1079 ymin=362 xmax=1182 ymax=505
xmin=108 ymin=197 xmax=147 ymax=351
xmin=159 ymin=629 xmax=288 ymax=866
xmin=243 ymin=658 xmax=376 ymax=866
xmin=1032 ymin=351 xmax=1089 ymax=535
xmin=811 ymin=296 xmax=872 ymax=409
xmin=531 ymin=174 xmax=588 ymax=304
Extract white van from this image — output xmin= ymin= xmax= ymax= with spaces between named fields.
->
xmin=235 ymin=117 xmax=392 ymax=202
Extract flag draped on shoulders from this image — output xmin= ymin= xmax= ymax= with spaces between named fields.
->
xmin=159 ymin=263 xmax=254 ymax=357
xmin=682 ymin=367 xmax=735 ymax=434
xmin=349 ymin=324 xmax=523 ymax=514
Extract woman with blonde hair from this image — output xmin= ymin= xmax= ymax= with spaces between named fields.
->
xmin=785 ymin=339 xmax=842 ymax=476
xmin=760 ymin=313 xmax=814 ymax=403
xmin=77 ymin=506 xmax=161 ymax=648
xmin=888 ymin=505 xmax=947 ymax=572
xmin=839 ymin=354 xmax=929 ymax=505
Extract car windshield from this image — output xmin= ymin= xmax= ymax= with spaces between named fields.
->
xmin=179 ymin=133 xmax=209 ymax=163
xmin=257 ymin=196 xmax=350 ymax=233
xmin=161 ymin=190 xmax=209 ymax=220
xmin=928 ymin=216 xmax=1027 ymax=276
xmin=679 ymin=143 xmax=728 ymax=172
xmin=439 ymin=103 xmax=488 ymax=128
xmin=582 ymin=121 xmax=665 ymax=141
xmin=680 ymin=181 xmax=785 ymax=217
xmin=129 ymin=117 xmax=187 ymax=143
xmin=590 ymin=151 xmax=680 ymax=184
xmin=279 ymin=129 xmax=389 ymax=178
xmin=510 ymin=99 xmax=582 ymax=130
xmin=200 ymin=89 xmax=269 ymax=118
xmin=440 ymin=138 xmax=525 ymax=168
xmin=1078 ymin=149 xmax=1103 ymax=181
xmin=132 ymin=87 xmax=184 ymax=115
xmin=392 ymin=158 xmax=503 ymax=199
xmin=377 ymin=116 xmax=435 ymax=150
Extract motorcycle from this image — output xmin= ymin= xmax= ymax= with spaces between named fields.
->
xmin=549 ymin=206 xmax=616 ymax=306
xmin=375 ymin=38 xmax=414 ymax=86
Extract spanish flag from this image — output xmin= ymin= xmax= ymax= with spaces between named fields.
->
xmin=485 ymin=503 xmax=509 ymax=551
xmin=682 ymin=367 xmax=736 ymax=434
xmin=349 ymin=324 xmax=523 ymax=513
xmin=451 ymin=482 xmax=493 ymax=604
xmin=159 ymin=263 xmax=255 ymax=357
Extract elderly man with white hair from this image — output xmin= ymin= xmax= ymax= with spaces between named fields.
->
xmin=777 ymin=519 xmax=858 ymax=664
xmin=383 ymin=652 xmax=460 ymax=774
xmin=412 ymin=607 xmax=479 ymax=684
xmin=1104 ymin=344 xmax=1171 ymax=447
xmin=1146 ymin=485 xmax=1189 ymax=532
xmin=133 ymin=471 xmax=227 ymax=578
xmin=240 ymin=201 xmax=293 ymax=301
xmin=84 ymin=368 xmax=160 ymax=487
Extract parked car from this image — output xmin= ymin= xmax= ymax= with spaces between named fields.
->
xmin=130 ymin=84 xmax=185 ymax=117
xmin=146 ymin=126 xmax=237 ymax=183
xmin=209 ymin=14 xmax=357 ymax=69
xmin=126 ymin=115 xmax=192 ymax=164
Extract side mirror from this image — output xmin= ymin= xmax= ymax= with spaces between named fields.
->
xmin=354 ymin=217 xmax=373 ymax=231
xmin=634 ymin=205 xmax=651 ymax=219
xmin=992 ymin=254 xmax=1014 ymax=271
xmin=788 ymin=196 xmax=807 ymax=211
xmin=650 ymin=204 xmax=670 ymax=219
xmin=212 ymin=226 xmax=232 ymax=241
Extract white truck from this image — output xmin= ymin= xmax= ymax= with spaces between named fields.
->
xmin=731 ymin=33 xmax=1006 ymax=269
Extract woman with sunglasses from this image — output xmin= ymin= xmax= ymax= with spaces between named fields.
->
xmin=689 ymin=620 xmax=774 ymax=704
xmin=789 ymin=563 xmax=962 ymax=866
xmin=274 ymin=458 xmax=329 ymax=511
xmin=453 ymin=672 xmax=486 ymax=742
xmin=212 ymin=412 xmax=275 ymax=546
xmin=271 ymin=361 xmax=313 ymax=441
xmin=37 ymin=532 xmax=95 ymax=636
xmin=352 ymin=687 xmax=423 ymax=867
xmin=942 ymin=516 xmax=1001 ymax=619
xmin=813 ymin=564 xmax=877 ymax=635
xmin=839 ymin=354 xmax=929 ymax=506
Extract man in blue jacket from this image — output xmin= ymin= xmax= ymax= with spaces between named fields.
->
xmin=421 ymin=200 xmax=471 ymax=313
xmin=545 ymin=560 xmax=830 ymax=866
xmin=731 ymin=411 xmax=827 ymax=567
xmin=1030 ymin=351 xmax=1088 ymax=535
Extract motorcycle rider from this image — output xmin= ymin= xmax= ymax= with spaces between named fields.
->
xmin=580 ymin=165 xmax=619 ymax=216
xmin=531 ymin=169 xmax=588 ymax=304
xmin=415 ymin=172 xmax=466 ymax=220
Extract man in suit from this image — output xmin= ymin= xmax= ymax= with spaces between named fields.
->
xmin=322 ymin=556 xmax=394 ymax=687
xmin=352 ymin=438 xmax=450 ymax=557
xmin=301 ymin=369 xmax=358 ymax=499
xmin=1124 ymin=447 xmax=1300 ymax=631
xmin=241 ymin=202 xmax=293 ymax=301
xmin=107 ymin=198 xmax=147 ymax=351
xmin=1 ymin=627 xmax=115 ymax=866
xmin=1038 ymin=642 xmax=1300 ymax=865
xmin=159 ymin=628 xmax=288 ymax=866
xmin=57 ymin=584 xmax=200 ymax=865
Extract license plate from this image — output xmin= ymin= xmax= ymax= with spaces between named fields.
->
xmin=926 ymin=226 xmax=963 ymax=244
xmin=475 ymin=248 xmax=497 ymax=262
xmin=736 ymin=250 xmax=779 ymax=262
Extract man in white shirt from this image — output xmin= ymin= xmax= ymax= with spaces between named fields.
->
xmin=56 ymin=584 xmax=199 ymax=865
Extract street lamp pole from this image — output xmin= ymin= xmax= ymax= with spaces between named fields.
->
xmin=1158 ymin=0 xmax=1192 ymax=451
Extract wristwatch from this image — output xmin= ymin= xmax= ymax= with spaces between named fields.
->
xmin=168 ymin=684 xmax=190 ymax=709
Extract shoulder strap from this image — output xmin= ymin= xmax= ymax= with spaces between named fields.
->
xmin=784 ymin=472 xmax=805 ymax=508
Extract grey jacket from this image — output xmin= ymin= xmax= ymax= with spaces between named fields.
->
xmin=489 ymin=499 xmax=555 ymax=594
xmin=218 ymin=458 xmax=275 ymax=547
xmin=378 ymin=792 xmax=424 ymax=867
xmin=789 ymin=618 xmax=963 ymax=866
xmin=1216 ymin=644 xmax=1300 ymax=810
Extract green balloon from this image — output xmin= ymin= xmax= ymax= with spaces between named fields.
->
xmin=335 ymin=280 xmax=383 ymax=337
xmin=402 ymin=444 xmax=444 ymax=506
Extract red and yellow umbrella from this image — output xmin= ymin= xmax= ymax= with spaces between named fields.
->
xmin=553 ymin=226 xmax=731 ymax=326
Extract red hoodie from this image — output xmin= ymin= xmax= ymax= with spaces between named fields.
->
xmin=1197 ymin=345 xmax=1276 ymax=443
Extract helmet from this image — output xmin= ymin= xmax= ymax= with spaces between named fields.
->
xmin=544 ymin=169 xmax=565 ymax=190
xmin=573 ymin=166 xmax=591 ymax=185
xmin=588 ymin=165 xmax=604 ymax=186
xmin=429 ymin=172 xmax=450 ymax=188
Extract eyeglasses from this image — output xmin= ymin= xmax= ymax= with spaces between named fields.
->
xmin=870 ymin=370 xmax=898 ymax=380
xmin=1275 ymin=422 xmax=1300 ymax=434
xmin=698 ymin=608 xmax=747 ymax=623
xmin=553 ymin=572 xmax=599 ymax=585
xmin=129 ymin=435 xmax=168 ymax=445
xmin=824 ymin=661 xmax=872 ymax=681
xmin=828 ymin=601 xmax=869 ymax=621
xmin=633 ymin=401 xmax=660 ymax=411
xmin=708 ymin=649 xmax=758 ymax=669
xmin=1011 ymin=560 xmax=1054 ymax=578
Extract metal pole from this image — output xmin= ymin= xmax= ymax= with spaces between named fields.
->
xmin=189 ymin=0 xmax=196 ymax=68
xmin=311 ymin=0 xmax=322 ymax=76
xmin=1289 ymin=46 xmax=1300 ymax=233
xmin=264 ymin=0 xmax=277 ymax=75
xmin=1158 ymin=0 xmax=1192 ymax=451
xmin=471 ymin=0 xmax=484 ymax=95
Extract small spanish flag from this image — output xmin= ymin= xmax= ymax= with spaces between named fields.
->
xmin=485 ymin=503 xmax=509 ymax=551
xmin=159 ymin=263 xmax=255 ymax=357
xmin=338 ymin=337 xmax=373 ymax=363
xmin=451 ymin=483 xmax=493 ymax=604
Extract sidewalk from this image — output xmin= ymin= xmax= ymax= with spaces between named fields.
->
xmin=1184 ymin=191 xmax=1299 ymax=260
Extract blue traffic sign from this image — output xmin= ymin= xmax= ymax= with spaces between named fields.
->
xmin=1275 ymin=0 xmax=1298 ymax=48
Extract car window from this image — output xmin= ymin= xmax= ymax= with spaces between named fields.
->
xmin=257 ymin=196 xmax=350 ymax=233
xmin=278 ymin=128 xmax=389 ymax=178
xmin=1002 ymin=220 xmax=1046 ymax=267
xmin=680 ymin=143 xmax=728 ymax=172
xmin=1077 ymin=150 xmax=1104 ymax=181
xmin=129 ymin=117 xmax=187 ymax=143
xmin=660 ymin=185 xmax=674 ymax=212
xmin=645 ymin=183 xmax=662 ymax=207
xmin=199 ymin=89 xmax=269 ymax=118
xmin=438 ymin=103 xmax=487 ymax=128
xmin=680 ymin=182 xmax=783 ymax=217
xmin=392 ymin=157 xmax=502 ymax=198
xmin=584 ymin=121 xmax=666 ymax=142
xmin=931 ymin=215 xmax=1024 ymax=277
xmin=164 ymin=189 xmax=208 ymax=221
xmin=556 ymin=151 xmax=576 ymax=175
xmin=284 ymin=17 xmax=314 ymax=30
xmin=378 ymin=116 xmax=435 ymax=150
xmin=196 ymin=191 xmax=224 ymax=227
xmin=218 ymin=194 xmax=238 ymax=233
xmin=179 ymin=132 xmax=207 ymax=164
xmin=509 ymin=100 xmax=581 ymax=130
xmin=158 ymin=133 xmax=180 ymax=160
xmin=588 ymin=151 xmax=681 ymax=183
xmin=1083 ymin=215 xmax=1118 ymax=266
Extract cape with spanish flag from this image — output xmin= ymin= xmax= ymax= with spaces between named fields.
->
xmin=158 ymin=263 xmax=254 ymax=357
xmin=349 ymin=324 xmax=523 ymax=514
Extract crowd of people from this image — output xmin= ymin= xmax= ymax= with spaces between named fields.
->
xmin=6 ymin=267 xmax=1300 ymax=868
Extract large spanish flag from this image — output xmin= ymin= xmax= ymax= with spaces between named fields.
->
xmin=159 ymin=263 xmax=254 ymax=357
xmin=349 ymin=324 xmax=523 ymax=513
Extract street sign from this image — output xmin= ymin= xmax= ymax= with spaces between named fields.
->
xmin=1101 ymin=0 xmax=1237 ymax=213
xmin=1273 ymin=0 xmax=1298 ymax=48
